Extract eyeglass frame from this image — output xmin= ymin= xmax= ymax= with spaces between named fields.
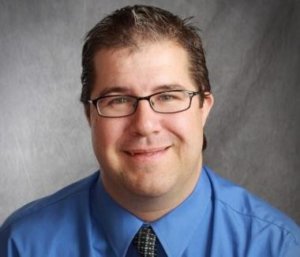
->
xmin=87 ymin=89 xmax=204 ymax=118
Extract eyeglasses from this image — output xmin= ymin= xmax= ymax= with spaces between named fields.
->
xmin=88 ymin=90 xmax=201 ymax=118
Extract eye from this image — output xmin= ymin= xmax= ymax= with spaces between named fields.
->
xmin=156 ymin=92 xmax=181 ymax=102
xmin=110 ymin=96 xmax=129 ymax=104
xmin=103 ymin=96 xmax=136 ymax=107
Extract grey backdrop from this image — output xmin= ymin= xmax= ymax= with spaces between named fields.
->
xmin=0 ymin=0 xmax=299 ymax=224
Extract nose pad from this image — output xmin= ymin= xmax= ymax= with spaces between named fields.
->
xmin=149 ymin=99 xmax=155 ymax=110
xmin=132 ymin=101 xmax=138 ymax=112
xmin=129 ymin=99 xmax=160 ymax=136
xmin=134 ymin=99 xmax=153 ymax=116
xmin=133 ymin=97 xmax=155 ymax=114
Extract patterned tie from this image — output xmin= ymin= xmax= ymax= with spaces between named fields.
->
xmin=133 ymin=226 xmax=158 ymax=257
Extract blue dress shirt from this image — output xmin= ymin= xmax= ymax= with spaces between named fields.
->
xmin=1 ymin=166 xmax=299 ymax=256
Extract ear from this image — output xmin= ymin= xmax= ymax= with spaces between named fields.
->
xmin=84 ymin=104 xmax=92 ymax=127
xmin=201 ymin=94 xmax=214 ymax=127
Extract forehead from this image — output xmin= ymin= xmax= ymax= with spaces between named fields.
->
xmin=92 ymin=40 xmax=195 ymax=95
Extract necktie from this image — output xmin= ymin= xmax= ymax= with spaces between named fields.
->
xmin=133 ymin=226 xmax=157 ymax=257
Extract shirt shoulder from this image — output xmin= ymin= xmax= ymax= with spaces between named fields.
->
xmin=204 ymin=166 xmax=300 ymax=256
xmin=0 ymin=172 xmax=100 ymax=257
xmin=0 ymin=171 xmax=99 ymax=231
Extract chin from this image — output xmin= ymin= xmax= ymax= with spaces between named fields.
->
xmin=125 ymin=176 xmax=174 ymax=198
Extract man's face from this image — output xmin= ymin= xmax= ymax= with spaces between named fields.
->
xmin=87 ymin=40 xmax=213 ymax=206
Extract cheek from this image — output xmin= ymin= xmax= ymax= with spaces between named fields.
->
xmin=91 ymin=118 xmax=131 ymax=157
xmin=91 ymin=120 xmax=120 ymax=153
xmin=168 ymin=111 xmax=204 ymax=145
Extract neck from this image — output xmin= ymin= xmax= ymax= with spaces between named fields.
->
xmin=101 ymin=168 xmax=202 ymax=222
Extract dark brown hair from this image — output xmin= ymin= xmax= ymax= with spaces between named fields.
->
xmin=81 ymin=5 xmax=211 ymax=102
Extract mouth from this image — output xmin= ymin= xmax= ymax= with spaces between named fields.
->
xmin=124 ymin=146 xmax=170 ymax=159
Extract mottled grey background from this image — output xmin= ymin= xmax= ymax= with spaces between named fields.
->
xmin=0 ymin=0 xmax=299 ymax=224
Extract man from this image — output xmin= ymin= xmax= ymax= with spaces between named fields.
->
xmin=0 ymin=5 xmax=299 ymax=257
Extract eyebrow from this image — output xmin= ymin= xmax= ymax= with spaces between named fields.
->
xmin=97 ymin=84 xmax=187 ymax=97
xmin=96 ymin=86 xmax=130 ymax=97
xmin=153 ymin=84 xmax=186 ymax=92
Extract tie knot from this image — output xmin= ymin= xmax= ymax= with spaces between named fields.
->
xmin=133 ymin=226 xmax=157 ymax=257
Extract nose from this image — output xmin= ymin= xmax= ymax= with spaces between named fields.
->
xmin=129 ymin=99 xmax=160 ymax=137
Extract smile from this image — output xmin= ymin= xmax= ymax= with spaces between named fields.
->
xmin=124 ymin=146 xmax=170 ymax=157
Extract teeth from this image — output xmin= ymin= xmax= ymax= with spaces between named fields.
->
xmin=126 ymin=147 xmax=169 ymax=156
xmin=127 ymin=151 xmax=138 ymax=156
xmin=128 ymin=151 xmax=148 ymax=156
xmin=128 ymin=150 xmax=159 ymax=156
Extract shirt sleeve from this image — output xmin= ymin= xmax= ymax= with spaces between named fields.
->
xmin=284 ymin=236 xmax=300 ymax=257
xmin=0 ymin=226 xmax=21 ymax=257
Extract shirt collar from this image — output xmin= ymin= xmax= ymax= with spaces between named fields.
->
xmin=91 ymin=176 xmax=143 ymax=257
xmin=91 ymin=166 xmax=211 ymax=257
xmin=151 ymin=166 xmax=211 ymax=257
